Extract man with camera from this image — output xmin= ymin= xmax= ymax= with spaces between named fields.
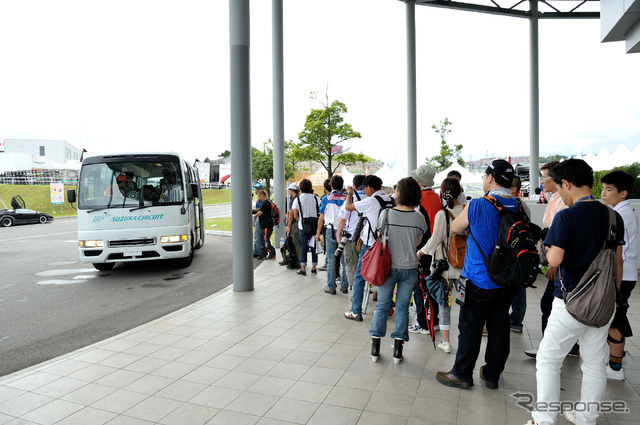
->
xmin=316 ymin=175 xmax=348 ymax=295
xmin=336 ymin=174 xmax=366 ymax=292
xmin=343 ymin=175 xmax=393 ymax=321
xmin=436 ymin=159 xmax=518 ymax=390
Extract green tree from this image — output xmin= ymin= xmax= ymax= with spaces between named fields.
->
xmin=219 ymin=150 xmax=231 ymax=158
xmin=252 ymin=140 xmax=294 ymax=198
xmin=298 ymin=90 xmax=367 ymax=179
xmin=425 ymin=117 xmax=464 ymax=172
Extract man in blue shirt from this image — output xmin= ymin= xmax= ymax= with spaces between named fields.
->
xmin=436 ymin=159 xmax=518 ymax=390
xmin=316 ymin=175 xmax=348 ymax=294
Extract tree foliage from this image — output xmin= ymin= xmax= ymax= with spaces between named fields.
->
xmin=251 ymin=140 xmax=294 ymax=198
xmin=298 ymin=90 xmax=365 ymax=178
xmin=425 ymin=117 xmax=464 ymax=172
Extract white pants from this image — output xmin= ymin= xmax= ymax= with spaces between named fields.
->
xmin=532 ymin=297 xmax=612 ymax=425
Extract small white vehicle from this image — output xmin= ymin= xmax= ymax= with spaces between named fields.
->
xmin=68 ymin=152 xmax=205 ymax=270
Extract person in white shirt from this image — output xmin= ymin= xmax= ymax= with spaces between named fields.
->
xmin=336 ymin=175 xmax=367 ymax=291
xmin=343 ymin=175 xmax=393 ymax=321
xmin=600 ymin=170 xmax=638 ymax=380
xmin=292 ymin=178 xmax=321 ymax=276
xmin=417 ymin=177 xmax=464 ymax=353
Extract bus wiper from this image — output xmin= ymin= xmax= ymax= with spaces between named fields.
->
xmin=87 ymin=205 xmax=121 ymax=213
xmin=129 ymin=204 xmax=163 ymax=212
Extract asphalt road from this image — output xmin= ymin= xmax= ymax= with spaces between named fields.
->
xmin=0 ymin=203 xmax=259 ymax=377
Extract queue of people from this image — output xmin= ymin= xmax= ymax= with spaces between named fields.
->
xmin=254 ymin=160 xmax=636 ymax=425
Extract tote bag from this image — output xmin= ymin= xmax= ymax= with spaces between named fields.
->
xmin=361 ymin=209 xmax=391 ymax=286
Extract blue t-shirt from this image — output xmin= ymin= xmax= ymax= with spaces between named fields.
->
xmin=545 ymin=201 xmax=624 ymax=298
xmin=462 ymin=196 xmax=519 ymax=290
xmin=319 ymin=190 xmax=347 ymax=227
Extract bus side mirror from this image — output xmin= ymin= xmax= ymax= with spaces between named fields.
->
xmin=67 ymin=189 xmax=76 ymax=203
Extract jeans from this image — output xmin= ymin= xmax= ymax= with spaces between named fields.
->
xmin=325 ymin=227 xmax=347 ymax=290
xmin=253 ymin=219 xmax=262 ymax=256
xmin=369 ymin=268 xmax=418 ymax=342
xmin=451 ymin=280 xmax=514 ymax=383
xmin=299 ymin=232 xmax=318 ymax=267
xmin=509 ymin=287 xmax=527 ymax=331
xmin=532 ymin=298 xmax=612 ymax=425
xmin=350 ymin=243 xmax=370 ymax=315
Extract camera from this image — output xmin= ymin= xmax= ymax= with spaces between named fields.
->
xmin=430 ymin=259 xmax=449 ymax=279
xmin=334 ymin=230 xmax=352 ymax=260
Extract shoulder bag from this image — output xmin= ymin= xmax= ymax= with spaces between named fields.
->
xmin=361 ymin=208 xmax=391 ymax=286
xmin=560 ymin=207 xmax=618 ymax=327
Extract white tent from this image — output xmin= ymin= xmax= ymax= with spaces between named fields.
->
xmin=339 ymin=166 xmax=355 ymax=186
xmin=589 ymin=147 xmax=614 ymax=171
xmin=433 ymin=163 xmax=483 ymax=187
xmin=373 ymin=163 xmax=407 ymax=187
xmin=307 ymin=168 xmax=328 ymax=186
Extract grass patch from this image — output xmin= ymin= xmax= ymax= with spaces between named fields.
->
xmin=205 ymin=217 xmax=233 ymax=231
xmin=0 ymin=184 xmax=233 ymax=217
xmin=201 ymin=188 xmax=232 ymax=205
xmin=0 ymin=184 xmax=78 ymax=217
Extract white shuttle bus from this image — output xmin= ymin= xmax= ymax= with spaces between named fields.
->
xmin=68 ymin=152 xmax=205 ymax=271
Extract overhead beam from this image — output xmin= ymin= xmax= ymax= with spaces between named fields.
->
xmin=414 ymin=0 xmax=599 ymax=19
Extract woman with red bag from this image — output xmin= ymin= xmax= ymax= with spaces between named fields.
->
xmin=369 ymin=177 xmax=427 ymax=364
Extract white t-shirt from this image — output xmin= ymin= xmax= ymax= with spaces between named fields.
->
xmin=354 ymin=190 xmax=392 ymax=246
xmin=338 ymin=191 xmax=367 ymax=240
xmin=614 ymin=200 xmax=639 ymax=281
xmin=293 ymin=193 xmax=321 ymax=231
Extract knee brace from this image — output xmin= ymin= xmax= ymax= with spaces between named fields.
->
xmin=607 ymin=334 xmax=624 ymax=345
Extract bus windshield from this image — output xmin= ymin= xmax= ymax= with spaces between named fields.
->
xmin=78 ymin=160 xmax=184 ymax=210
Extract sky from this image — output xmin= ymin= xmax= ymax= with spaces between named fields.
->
xmin=1 ymin=0 xmax=639 ymax=172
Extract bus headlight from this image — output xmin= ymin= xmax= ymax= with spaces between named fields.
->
xmin=79 ymin=240 xmax=104 ymax=248
xmin=160 ymin=234 xmax=188 ymax=244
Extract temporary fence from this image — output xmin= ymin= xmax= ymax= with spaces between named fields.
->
xmin=0 ymin=169 xmax=79 ymax=185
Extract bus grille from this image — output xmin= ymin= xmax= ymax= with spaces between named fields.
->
xmin=109 ymin=238 xmax=156 ymax=247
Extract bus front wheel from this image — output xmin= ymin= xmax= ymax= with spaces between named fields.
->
xmin=93 ymin=263 xmax=115 ymax=271
xmin=176 ymin=240 xmax=194 ymax=268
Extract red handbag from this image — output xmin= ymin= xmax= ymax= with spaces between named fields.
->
xmin=360 ymin=209 xmax=391 ymax=286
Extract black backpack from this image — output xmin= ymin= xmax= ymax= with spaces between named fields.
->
xmin=469 ymin=196 xmax=541 ymax=289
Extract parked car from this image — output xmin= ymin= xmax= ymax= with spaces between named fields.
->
xmin=0 ymin=209 xmax=54 ymax=227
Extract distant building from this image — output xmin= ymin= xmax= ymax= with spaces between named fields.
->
xmin=0 ymin=139 xmax=82 ymax=172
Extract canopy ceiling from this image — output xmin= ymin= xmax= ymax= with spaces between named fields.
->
xmin=410 ymin=0 xmax=599 ymax=19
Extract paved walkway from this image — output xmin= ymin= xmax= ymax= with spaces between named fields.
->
xmin=1 ymin=257 xmax=639 ymax=425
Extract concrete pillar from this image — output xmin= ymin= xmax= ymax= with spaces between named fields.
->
xmin=272 ymin=0 xmax=285 ymax=247
xmin=529 ymin=0 xmax=540 ymax=190
xmin=406 ymin=0 xmax=418 ymax=172
xmin=230 ymin=0 xmax=254 ymax=291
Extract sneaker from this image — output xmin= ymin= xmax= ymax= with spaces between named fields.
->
xmin=340 ymin=286 xmax=348 ymax=294
xmin=437 ymin=341 xmax=451 ymax=354
xmin=606 ymin=364 xmax=625 ymax=380
xmin=436 ymin=371 xmax=473 ymax=389
xmin=568 ymin=346 xmax=580 ymax=357
xmin=336 ymin=277 xmax=341 ymax=284
xmin=408 ymin=323 xmax=429 ymax=335
xmin=318 ymin=265 xmax=327 ymax=271
xmin=278 ymin=260 xmax=288 ymax=266
xmin=344 ymin=311 xmax=363 ymax=321
xmin=311 ymin=268 xmax=317 ymax=274
xmin=564 ymin=410 xmax=579 ymax=425
xmin=510 ymin=326 xmax=523 ymax=333
xmin=524 ymin=349 xmax=537 ymax=359
xmin=524 ymin=421 xmax=536 ymax=425
xmin=296 ymin=270 xmax=307 ymax=276
xmin=622 ymin=350 xmax=633 ymax=366
xmin=323 ymin=287 xmax=336 ymax=295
